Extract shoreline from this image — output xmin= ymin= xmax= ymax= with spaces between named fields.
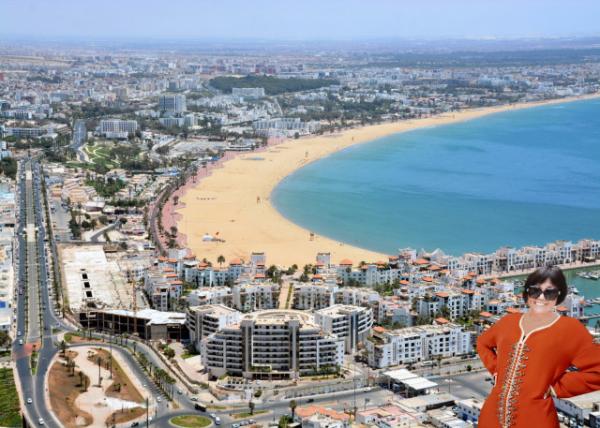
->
xmin=175 ymin=93 xmax=600 ymax=267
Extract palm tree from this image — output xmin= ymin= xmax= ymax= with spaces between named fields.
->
xmin=289 ymin=400 xmax=297 ymax=420
xmin=217 ymin=255 xmax=225 ymax=267
xmin=78 ymin=370 xmax=84 ymax=387
xmin=60 ymin=340 xmax=67 ymax=356
xmin=248 ymin=401 xmax=255 ymax=416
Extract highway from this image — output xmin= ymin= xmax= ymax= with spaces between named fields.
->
xmin=14 ymin=159 xmax=66 ymax=427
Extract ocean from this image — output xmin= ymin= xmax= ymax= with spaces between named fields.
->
xmin=273 ymin=98 xmax=600 ymax=260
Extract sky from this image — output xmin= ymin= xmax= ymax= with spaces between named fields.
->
xmin=2 ymin=0 xmax=600 ymax=41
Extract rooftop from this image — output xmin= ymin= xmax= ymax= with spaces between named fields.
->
xmin=60 ymin=244 xmax=146 ymax=312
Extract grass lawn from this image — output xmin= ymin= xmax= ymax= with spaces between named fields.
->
xmin=82 ymin=144 xmax=119 ymax=169
xmin=181 ymin=351 xmax=199 ymax=359
xmin=0 ymin=368 xmax=21 ymax=427
xmin=232 ymin=410 xmax=268 ymax=419
xmin=169 ymin=415 xmax=212 ymax=427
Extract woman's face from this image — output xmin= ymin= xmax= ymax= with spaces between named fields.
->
xmin=526 ymin=279 xmax=559 ymax=315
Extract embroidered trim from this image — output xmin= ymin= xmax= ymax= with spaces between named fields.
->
xmin=497 ymin=341 xmax=530 ymax=428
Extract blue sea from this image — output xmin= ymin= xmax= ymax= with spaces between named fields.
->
xmin=272 ymin=98 xmax=600 ymax=257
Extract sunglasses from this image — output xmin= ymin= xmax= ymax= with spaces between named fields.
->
xmin=527 ymin=286 xmax=560 ymax=300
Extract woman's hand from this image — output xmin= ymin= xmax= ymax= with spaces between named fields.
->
xmin=543 ymin=386 xmax=555 ymax=399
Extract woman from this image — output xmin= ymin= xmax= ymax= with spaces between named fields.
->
xmin=477 ymin=266 xmax=600 ymax=428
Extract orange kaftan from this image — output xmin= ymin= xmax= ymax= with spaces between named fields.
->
xmin=477 ymin=313 xmax=600 ymax=428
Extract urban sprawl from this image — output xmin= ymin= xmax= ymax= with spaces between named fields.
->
xmin=1 ymin=43 xmax=600 ymax=428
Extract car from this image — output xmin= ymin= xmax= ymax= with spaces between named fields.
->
xmin=240 ymin=421 xmax=249 ymax=426
xmin=130 ymin=422 xmax=139 ymax=427
xmin=19 ymin=339 xmax=23 ymax=345
xmin=27 ymin=397 xmax=32 ymax=404
xmin=177 ymin=389 xmax=183 ymax=394
xmin=156 ymin=396 xmax=162 ymax=403
xmin=248 ymin=420 xmax=255 ymax=425
xmin=38 ymin=418 xmax=44 ymax=425
xmin=232 ymin=424 xmax=240 ymax=428
xmin=17 ymin=330 xmax=22 ymax=336
xmin=190 ymin=396 xmax=198 ymax=401
xmin=209 ymin=413 xmax=217 ymax=419
xmin=214 ymin=417 xmax=221 ymax=426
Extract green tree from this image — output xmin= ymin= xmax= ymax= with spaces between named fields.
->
xmin=289 ymin=400 xmax=297 ymax=420
xmin=249 ymin=401 xmax=255 ymax=416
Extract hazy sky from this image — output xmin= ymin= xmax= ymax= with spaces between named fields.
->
xmin=2 ymin=0 xmax=600 ymax=41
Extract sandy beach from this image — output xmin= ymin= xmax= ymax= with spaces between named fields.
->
xmin=175 ymin=94 xmax=600 ymax=267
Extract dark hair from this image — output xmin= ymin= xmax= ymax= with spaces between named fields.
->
xmin=523 ymin=266 xmax=568 ymax=304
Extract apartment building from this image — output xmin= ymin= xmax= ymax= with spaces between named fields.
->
xmin=187 ymin=304 xmax=241 ymax=351
xmin=201 ymin=310 xmax=344 ymax=380
xmin=365 ymin=323 xmax=472 ymax=369
xmin=314 ymin=305 xmax=373 ymax=353
xmin=186 ymin=286 xmax=233 ymax=307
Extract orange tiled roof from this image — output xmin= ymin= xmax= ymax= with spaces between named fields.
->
xmin=422 ymin=276 xmax=433 ymax=282
xmin=373 ymin=326 xmax=386 ymax=333
xmin=435 ymin=317 xmax=449 ymax=324
xmin=435 ymin=292 xmax=449 ymax=298
xmin=415 ymin=258 xmax=429 ymax=265
xmin=480 ymin=311 xmax=493 ymax=318
xmin=230 ymin=258 xmax=243 ymax=265
xmin=339 ymin=259 xmax=353 ymax=266
xmin=506 ymin=307 xmax=521 ymax=314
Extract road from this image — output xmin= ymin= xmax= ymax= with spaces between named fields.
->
xmin=11 ymin=158 xmax=400 ymax=428
xmin=89 ymin=220 xmax=120 ymax=243
xmin=71 ymin=119 xmax=87 ymax=162
xmin=14 ymin=158 xmax=68 ymax=427
xmin=23 ymin=164 xmax=41 ymax=342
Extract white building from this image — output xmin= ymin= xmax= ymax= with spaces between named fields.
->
xmin=99 ymin=119 xmax=138 ymax=139
xmin=366 ymin=323 xmax=472 ymax=369
xmin=453 ymin=398 xmax=483 ymax=424
xmin=187 ymin=304 xmax=241 ymax=351
xmin=314 ymin=304 xmax=373 ymax=353
xmin=201 ymin=310 xmax=344 ymax=380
